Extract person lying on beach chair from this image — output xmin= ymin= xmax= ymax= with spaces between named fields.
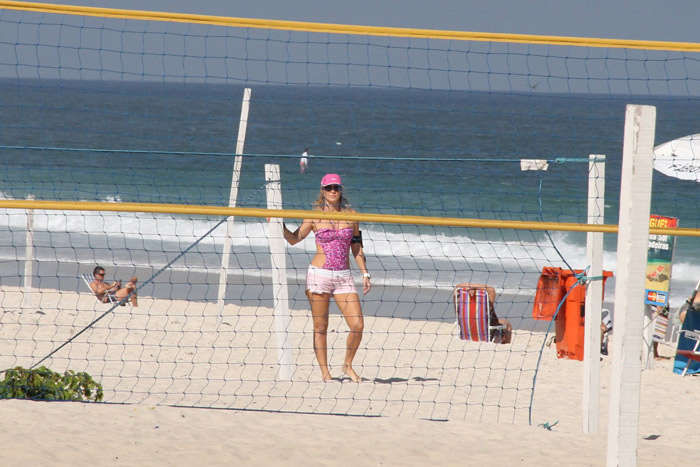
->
xmin=454 ymin=283 xmax=512 ymax=344
xmin=86 ymin=265 xmax=138 ymax=307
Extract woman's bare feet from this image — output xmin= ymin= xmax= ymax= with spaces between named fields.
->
xmin=321 ymin=369 xmax=332 ymax=382
xmin=342 ymin=365 xmax=361 ymax=382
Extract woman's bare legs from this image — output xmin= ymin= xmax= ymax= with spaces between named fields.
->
xmin=307 ymin=290 xmax=332 ymax=381
xmin=334 ymin=292 xmax=364 ymax=382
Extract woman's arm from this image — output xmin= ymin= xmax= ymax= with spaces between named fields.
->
xmin=93 ymin=280 xmax=117 ymax=295
xmin=351 ymin=221 xmax=371 ymax=294
xmin=282 ymin=219 xmax=314 ymax=245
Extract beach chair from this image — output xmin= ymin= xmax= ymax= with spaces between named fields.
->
xmin=81 ymin=272 xmax=118 ymax=304
xmin=646 ymin=265 xmax=665 ymax=282
xmin=676 ymin=329 xmax=700 ymax=376
xmin=454 ymin=287 xmax=505 ymax=343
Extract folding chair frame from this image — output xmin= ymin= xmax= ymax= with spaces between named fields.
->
xmin=81 ymin=272 xmax=118 ymax=304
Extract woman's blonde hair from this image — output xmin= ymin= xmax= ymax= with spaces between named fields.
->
xmin=313 ymin=188 xmax=351 ymax=212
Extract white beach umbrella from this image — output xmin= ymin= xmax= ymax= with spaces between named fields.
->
xmin=653 ymin=133 xmax=700 ymax=181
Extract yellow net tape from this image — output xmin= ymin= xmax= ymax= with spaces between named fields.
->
xmin=1 ymin=0 xmax=699 ymax=52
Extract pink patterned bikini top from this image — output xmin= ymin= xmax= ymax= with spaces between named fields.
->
xmin=315 ymin=227 xmax=354 ymax=270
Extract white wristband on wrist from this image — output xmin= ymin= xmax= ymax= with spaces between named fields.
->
xmin=362 ymin=272 xmax=371 ymax=279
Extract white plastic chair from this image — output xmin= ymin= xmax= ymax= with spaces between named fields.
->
xmin=81 ymin=272 xmax=118 ymax=304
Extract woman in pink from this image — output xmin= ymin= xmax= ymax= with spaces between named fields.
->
xmin=282 ymin=173 xmax=371 ymax=382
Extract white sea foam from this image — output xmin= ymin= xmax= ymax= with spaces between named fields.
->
xmin=3 ymin=196 xmax=699 ymax=305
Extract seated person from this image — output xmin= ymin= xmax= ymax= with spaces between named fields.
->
xmin=600 ymin=308 xmax=612 ymax=356
xmin=90 ymin=265 xmax=138 ymax=307
xmin=456 ymin=283 xmax=513 ymax=344
xmin=678 ymin=291 xmax=700 ymax=324
xmin=657 ymin=288 xmax=700 ymax=360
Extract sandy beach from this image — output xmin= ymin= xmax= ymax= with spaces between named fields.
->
xmin=0 ymin=286 xmax=698 ymax=466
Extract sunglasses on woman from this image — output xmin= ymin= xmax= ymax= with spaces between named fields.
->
xmin=323 ymin=184 xmax=342 ymax=192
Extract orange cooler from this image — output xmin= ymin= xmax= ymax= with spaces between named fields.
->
xmin=533 ymin=267 xmax=565 ymax=320
xmin=533 ymin=267 xmax=613 ymax=361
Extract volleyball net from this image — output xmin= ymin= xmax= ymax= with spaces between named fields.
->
xmin=1 ymin=1 xmax=700 ymax=424
xmin=2 ymin=152 xmax=582 ymax=422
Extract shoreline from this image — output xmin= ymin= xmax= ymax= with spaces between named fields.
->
xmin=3 ymin=260 xmax=615 ymax=333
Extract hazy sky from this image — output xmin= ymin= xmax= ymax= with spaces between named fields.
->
xmin=5 ymin=1 xmax=698 ymax=95
xmin=18 ymin=0 xmax=700 ymax=43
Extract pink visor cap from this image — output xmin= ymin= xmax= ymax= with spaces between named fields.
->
xmin=321 ymin=173 xmax=342 ymax=187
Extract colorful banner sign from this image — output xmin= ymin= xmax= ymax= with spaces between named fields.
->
xmin=644 ymin=215 xmax=677 ymax=306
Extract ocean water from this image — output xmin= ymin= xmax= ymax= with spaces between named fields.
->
xmin=1 ymin=79 xmax=700 ymax=310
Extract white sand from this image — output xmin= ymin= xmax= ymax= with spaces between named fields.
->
xmin=0 ymin=287 xmax=698 ymax=465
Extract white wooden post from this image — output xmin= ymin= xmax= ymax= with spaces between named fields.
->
xmin=583 ymin=155 xmax=605 ymax=434
xmin=265 ymin=164 xmax=294 ymax=380
xmin=22 ymin=194 xmax=35 ymax=307
xmin=607 ymin=105 xmax=656 ymax=467
xmin=217 ymin=87 xmax=252 ymax=314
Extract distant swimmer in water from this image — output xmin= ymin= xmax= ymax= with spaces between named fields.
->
xmin=300 ymin=148 xmax=309 ymax=173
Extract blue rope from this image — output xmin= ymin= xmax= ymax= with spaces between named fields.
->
xmin=528 ymin=266 xmax=608 ymax=425
xmin=536 ymin=173 xmax=575 ymax=272
xmin=31 ymin=217 xmax=228 ymax=369
xmin=527 ymin=168 xmax=609 ymax=425
xmin=529 ymin=278 xmax=580 ymax=425
xmin=538 ymin=420 xmax=559 ymax=431
xmin=32 ymin=182 xmax=269 ymax=369
xmin=0 ymin=145 xmax=603 ymax=164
